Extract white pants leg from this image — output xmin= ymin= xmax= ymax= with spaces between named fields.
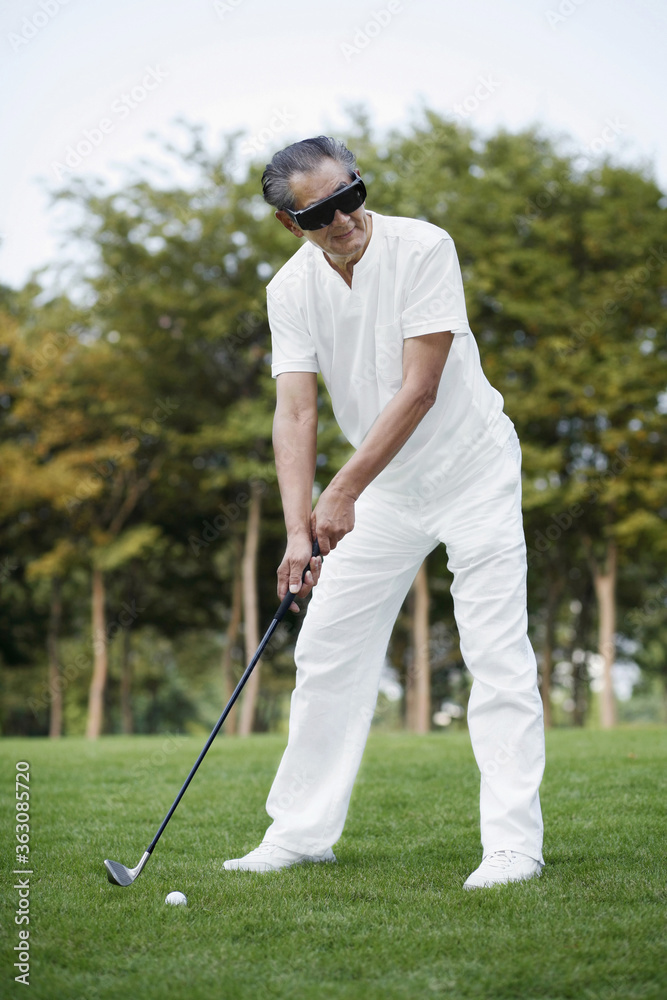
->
xmin=422 ymin=431 xmax=545 ymax=863
xmin=264 ymin=430 xmax=545 ymax=863
xmin=264 ymin=489 xmax=434 ymax=855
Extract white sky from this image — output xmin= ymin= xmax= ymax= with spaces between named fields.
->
xmin=1 ymin=0 xmax=665 ymax=289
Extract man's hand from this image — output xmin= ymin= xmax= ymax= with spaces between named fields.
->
xmin=277 ymin=534 xmax=323 ymax=612
xmin=311 ymin=483 xmax=356 ymax=556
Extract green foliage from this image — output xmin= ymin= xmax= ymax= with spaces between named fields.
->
xmin=0 ymin=112 xmax=665 ymax=735
xmin=92 ymin=524 xmax=163 ymax=572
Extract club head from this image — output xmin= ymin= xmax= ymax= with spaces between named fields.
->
xmin=104 ymin=850 xmax=150 ymax=887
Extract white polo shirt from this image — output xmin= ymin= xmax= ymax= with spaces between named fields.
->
xmin=268 ymin=212 xmax=513 ymax=493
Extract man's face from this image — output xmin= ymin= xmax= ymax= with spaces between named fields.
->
xmin=276 ymin=159 xmax=371 ymax=262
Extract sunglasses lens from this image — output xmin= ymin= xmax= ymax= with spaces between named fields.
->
xmin=296 ymin=179 xmax=366 ymax=229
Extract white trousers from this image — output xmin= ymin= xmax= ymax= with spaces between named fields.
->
xmin=264 ymin=431 xmax=545 ymax=864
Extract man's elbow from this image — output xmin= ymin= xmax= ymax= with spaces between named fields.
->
xmin=273 ymin=405 xmax=318 ymax=437
xmin=421 ymin=384 xmax=440 ymax=412
xmin=407 ymin=379 xmax=440 ymax=414
xmin=287 ymin=406 xmax=318 ymax=428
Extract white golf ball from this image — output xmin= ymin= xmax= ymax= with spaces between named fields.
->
xmin=165 ymin=891 xmax=187 ymax=906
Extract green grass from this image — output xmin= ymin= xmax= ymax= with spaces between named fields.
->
xmin=2 ymin=728 xmax=666 ymax=1000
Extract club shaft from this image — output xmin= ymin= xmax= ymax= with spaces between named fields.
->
xmin=145 ymin=545 xmax=318 ymax=856
xmin=147 ymin=602 xmax=289 ymax=854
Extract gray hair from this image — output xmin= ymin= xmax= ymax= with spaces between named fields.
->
xmin=261 ymin=137 xmax=357 ymax=212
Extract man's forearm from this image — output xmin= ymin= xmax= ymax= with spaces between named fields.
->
xmin=330 ymin=383 xmax=435 ymax=500
xmin=273 ymin=411 xmax=318 ymax=538
xmin=329 ymin=331 xmax=453 ymax=501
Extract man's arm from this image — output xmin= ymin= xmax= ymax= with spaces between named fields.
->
xmin=312 ymin=330 xmax=454 ymax=554
xmin=273 ymin=371 xmax=322 ymax=607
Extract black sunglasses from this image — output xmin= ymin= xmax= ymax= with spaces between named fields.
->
xmin=288 ymin=176 xmax=367 ymax=230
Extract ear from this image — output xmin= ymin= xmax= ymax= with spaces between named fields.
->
xmin=275 ymin=210 xmax=304 ymax=238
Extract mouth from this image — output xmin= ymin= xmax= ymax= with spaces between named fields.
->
xmin=333 ymin=228 xmax=355 ymax=240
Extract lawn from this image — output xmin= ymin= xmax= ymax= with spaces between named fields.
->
xmin=1 ymin=727 xmax=666 ymax=1000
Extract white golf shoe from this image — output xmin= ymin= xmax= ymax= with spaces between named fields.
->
xmin=463 ymin=850 xmax=542 ymax=890
xmin=223 ymin=840 xmax=336 ymax=872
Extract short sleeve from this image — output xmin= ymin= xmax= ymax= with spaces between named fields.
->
xmin=400 ymin=238 xmax=472 ymax=339
xmin=268 ymin=290 xmax=320 ymax=378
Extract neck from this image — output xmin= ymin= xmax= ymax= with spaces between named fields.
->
xmin=324 ymin=213 xmax=373 ymax=281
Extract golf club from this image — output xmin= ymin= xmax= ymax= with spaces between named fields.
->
xmin=104 ymin=540 xmax=320 ymax=887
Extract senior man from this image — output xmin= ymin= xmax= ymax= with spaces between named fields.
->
xmin=224 ymin=136 xmax=545 ymax=889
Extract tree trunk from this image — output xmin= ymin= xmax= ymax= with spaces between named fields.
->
xmin=593 ymin=540 xmax=617 ymax=728
xmin=47 ymin=577 xmax=63 ymax=739
xmin=86 ymin=567 xmax=108 ymax=739
xmin=405 ymin=584 xmax=414 ymax=729
xmin=406 ymin=561 xmax=430 ymax=732
xmin=405 ymin=672 xmax=415 ymax=729
xmin=120 ymin=625 xmax=133 ymax=735
xmin=221 ymin=546 xmax=243 ymax=736
xmin=540 ymin=645 xmax=553 ymax=730
xmin=571 ymin=586 xmax=593 ymax=727
xmin=541 ymin=571 xmax=563 ymax=729
xmin=237 ymin=482 xmax=262 ymax=736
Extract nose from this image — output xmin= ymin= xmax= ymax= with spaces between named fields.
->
xmin=331 ymin=208 xmax=351 ymax=226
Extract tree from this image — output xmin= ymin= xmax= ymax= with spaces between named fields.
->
xmin=237 ymin=480 xmax=263 ymax=736
xmin=405 ymin=560 xmax=431 ymax=732
xmin=1 ymin=113 xmax=664 ymax=737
